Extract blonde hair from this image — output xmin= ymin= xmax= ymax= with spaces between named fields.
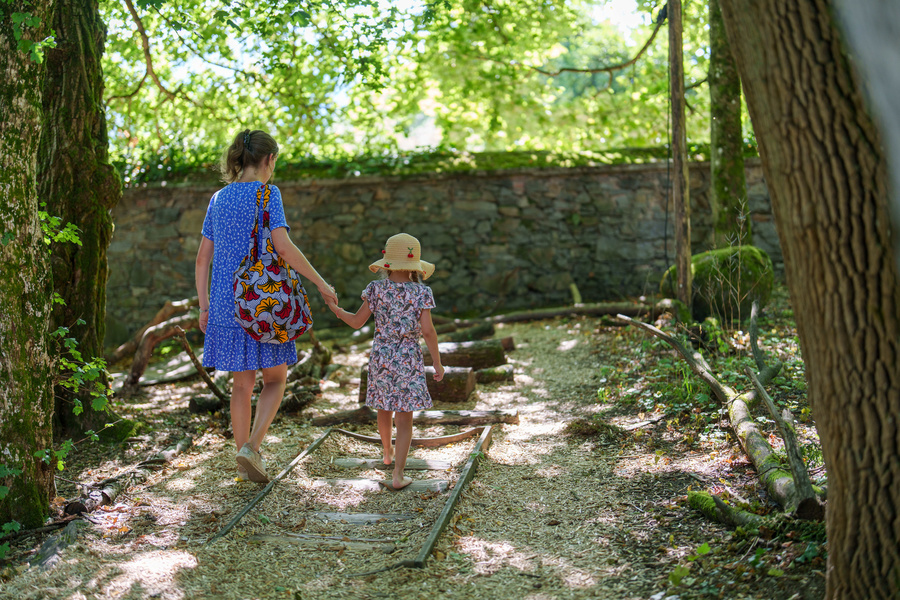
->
xmin=220 ymin=129 xmax=279 ymax=183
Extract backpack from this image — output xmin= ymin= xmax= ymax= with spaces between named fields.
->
xmin=232 ymin=184 xmax=313 ymax=343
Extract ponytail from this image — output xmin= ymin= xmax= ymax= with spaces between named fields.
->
xmin=220 ymin=129 xmax=280 ymax=183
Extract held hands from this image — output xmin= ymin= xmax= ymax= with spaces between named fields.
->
xmin=432 ymin=363 xmax=445 ymax=382
xmin=318 ymin=282 xmax=338 ymax=306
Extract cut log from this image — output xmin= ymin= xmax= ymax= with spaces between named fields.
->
xmin=439 ymin=322 xmax=495 ymax=342
xmin=106 ymin=296 xmax=198 ymax=365
xmin=423 ymin=339 xmax=506 ymax=369
xmin=310 ymin=478 xmax=449 ymax=493
xmin=123 ymin=313 xmax=200 ymax=389
xmin=333 ymin=458 xmax=452 ymax=471
xmin=309 ymin=512 xmax=414 ymax=524
xmin=475 ymin=364 xmax=514 ymax=384
xmin=311 ymin=406 xmax=519 ymax=427
xmin=499 ymin=336 xmax=515 ymax=352
xmin=250 ymin=533 xmax=395 ymax=553
xmin=359 ymin=365 xmax=475 ymax=403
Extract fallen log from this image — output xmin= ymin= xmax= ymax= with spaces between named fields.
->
xmin=688 ymin=491 xmax=765 ymax=529
xmin=333 ymin=458 xmax=452 ymax=471
xmin=423 ymin=339 xmax=507 ymax=369
xmin=617 ymin=312 xmax=812 ymax=512
xmin=310 ymin=478 xmax=448 ymax=493
xmin=359 ymin=365 xmax=475 ymax=403
xmin=748 ymin=367 xmax=824 ymax=521
xmin=311 ymin=406 xmax=519 ymax=427
xmin=106 ymin=296 xmax=198 ymax=365
xmin=64 ymin=437 xmax=193 ymax=516
xmin=123 ymin=312 xmax=200 ymax=390
xmin=29 ymin=519 xmax=91 ymax=571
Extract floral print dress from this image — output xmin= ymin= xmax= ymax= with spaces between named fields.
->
xmin=363 ymin=279 xmax=435 ymax=412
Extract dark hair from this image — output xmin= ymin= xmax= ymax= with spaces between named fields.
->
xmin=220 ymin=129 xmax=280 ymax=183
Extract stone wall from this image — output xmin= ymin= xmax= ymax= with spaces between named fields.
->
xmin=105 ymin=159 xmax=779 ymax=346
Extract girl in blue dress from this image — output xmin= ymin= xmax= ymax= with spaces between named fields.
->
xmin=195 ymin=129 xmax=338 ymax=483
xmin=326 ymin=233 xmax=444 ymax=491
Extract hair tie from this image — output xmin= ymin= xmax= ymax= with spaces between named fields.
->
xmin=243 ymin=131 xmax=251 ymax=147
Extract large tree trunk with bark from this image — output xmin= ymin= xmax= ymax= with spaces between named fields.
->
xmin=833 ymin=1 xmax=900 ymax=274
xmin=718 ymin=1 xmax=900 ymax=597
xmin=708 ymin=0 xmax=749 ymax=247
xmin=38 ymin=0 xmax=122 ymax=437
xmin=0 ymin=0 xmax=58 ymax=528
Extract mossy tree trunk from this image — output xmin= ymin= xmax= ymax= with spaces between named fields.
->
xmin=708 ymin=0 xmax=749 ymax=248
xmin=0 ymin=0 xmax=58 ymax=528
xmin=38 ymin=0 xmax=122 ymax=437
xmin=719 ymin=0 xmax=900 ymax=597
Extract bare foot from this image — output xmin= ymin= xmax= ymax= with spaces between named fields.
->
xmin=383 ymin=449 xmax=393 ymax=466
xmin=379 ymin=476 xmax=413 ymax=491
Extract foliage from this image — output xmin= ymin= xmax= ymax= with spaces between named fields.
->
xmin=99 ymin=0 xmax=758 ymax=179
xmin=1 ymin=0 xmax=56 ymax=63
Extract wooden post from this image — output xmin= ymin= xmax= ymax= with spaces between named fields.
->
xmin=669 ymin=0 xmax=692 ymax=310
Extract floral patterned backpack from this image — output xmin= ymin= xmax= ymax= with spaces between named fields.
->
xmin=232 ymin=184 xmax=313 ymax=343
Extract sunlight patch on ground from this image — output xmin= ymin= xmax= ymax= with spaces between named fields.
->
xmin=101 ymin=550 xmax=196 ymax=599
xmin=556 ymin=339 xmax=579 ymax=352
xmin=453 ymin=536 xmax=539 ymax=574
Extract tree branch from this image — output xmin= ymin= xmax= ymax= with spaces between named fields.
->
xmin=121 ymin=0 xmax=177 ymax=101
xmin=531 ymin=19 xmax=665 ymax=77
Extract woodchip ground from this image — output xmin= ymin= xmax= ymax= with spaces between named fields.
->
xmin=0 ymin=310 xmax=826 ymax=600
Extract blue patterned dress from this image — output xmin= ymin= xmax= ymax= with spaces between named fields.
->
xmin=201 ymin=182 xmax=298 ymax=371
xmin=364 ymin=280 xmax=436 ymax=412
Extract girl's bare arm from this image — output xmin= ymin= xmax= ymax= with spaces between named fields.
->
xmin=195 ymin=236 xmax=214 ymax=333
xmin=420 ymin=309 xmax=444 ymax=381
xmin=329 ymin=299 xmax=372 ymax=330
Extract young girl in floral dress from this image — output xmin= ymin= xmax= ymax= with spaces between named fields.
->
xmin=326 ymin=233 xmax=444 ymax=491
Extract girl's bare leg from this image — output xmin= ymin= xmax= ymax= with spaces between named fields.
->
xmin=377 ymin=409 xmax=394 ymax=465
xmin=392 ymin=411 xmax=414 ymax=489
xmin=248 ymin=363 xmax=288 ymax=451
xmin=231 ymin=370 xmax=256 ymax=451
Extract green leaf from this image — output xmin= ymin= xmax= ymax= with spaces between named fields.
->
xmin=767 ymin=568 xmax=784 ymax=577
xmin=696 ymin=542 xmax=711 ymax=555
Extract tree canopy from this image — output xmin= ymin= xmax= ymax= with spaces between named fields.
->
xmin=101 ymin=0 xmax=742 ymax=182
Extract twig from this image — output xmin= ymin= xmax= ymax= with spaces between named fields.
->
xmin=174 ymin=326 xmax=227 ymax=402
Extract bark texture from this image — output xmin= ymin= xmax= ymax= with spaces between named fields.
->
xmin=708 ymin=0 xmax=749 ymax=247
xmin=833 ymin=1 xmax=900 ymax=283
xmin=0 ymin=0 xmax=57 ymax=527
xmin=38 ymin=0 xmax=122 ymax=436
xmin=718 ymin=1 xmax=900 ymax=597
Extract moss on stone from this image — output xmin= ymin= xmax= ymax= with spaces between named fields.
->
xmin=660 ymin=245 xmax=774 ymax=323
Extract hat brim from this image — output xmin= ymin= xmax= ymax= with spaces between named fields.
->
xmin=369 ymin=259 xmax=435 ymax=280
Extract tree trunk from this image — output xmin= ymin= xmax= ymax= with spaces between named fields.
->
xmin=669 ymin=0 xmax=692 ymax=309
xmin=38 ymin=0 xmax=122 ymax=438
xmin=833 ymin=2 xmax=900 ymax=282
xmin=708 ymin=0 xmax=749 ymax=247
xmin=718 ymin=1 xmax=900 ymax=597
xmin=0 ymin=0 xmax=57 ymax=528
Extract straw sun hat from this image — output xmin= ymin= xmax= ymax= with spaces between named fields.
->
xmin=369 ymin=233 xmax=435 ymax=280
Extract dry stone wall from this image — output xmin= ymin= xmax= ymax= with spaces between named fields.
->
xmin=105 ymin=159 xmax=779 ymax=346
